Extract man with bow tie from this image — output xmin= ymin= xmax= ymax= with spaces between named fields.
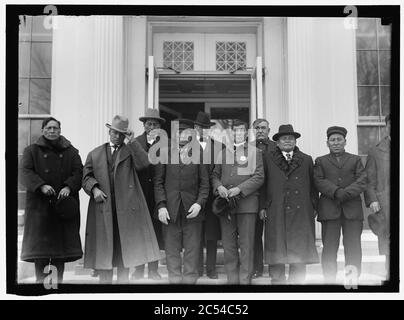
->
xmin=153 ymin=118 xmax=210 ymax=284
xmin=131 ymin=109 xmax=166 ymax=281
xmin=314 ymin=126 xmax=367 ymax=284
xmin=260 ymin=124 xmax=319 ymax=284
xmin=82 ymin=115 xmax=164 ymax=284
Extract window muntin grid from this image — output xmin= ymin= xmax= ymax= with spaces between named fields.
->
xmin=163 ymin=41 xmax=194 ymax=72
xmin=216 ymin=41 xmax=246 ymax=72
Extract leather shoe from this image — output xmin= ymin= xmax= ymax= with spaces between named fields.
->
xmin=148 ymin=270 xmax=162 ymax=280
xmin=252 ymin=271 xmax=263 ymax=279
xmin=207 ymin=271 xmax=218 ymax=279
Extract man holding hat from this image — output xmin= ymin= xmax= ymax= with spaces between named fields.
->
xmin=82 ymin=115 xmax=164 ymax=284
xmin=132 ymin=109 xmax=166 ymax=281
xmin=364 ymin=114 xmax=391 ymax=280
xmin=313 ymin=126 xmax=367 ymax=284
xmin=260 ymin=124 xmax=319 ymax=284
xmin=154 ymin=118 xmax=210 ymax=284
xmin=194 ymin=111 xmax=224 ymax=279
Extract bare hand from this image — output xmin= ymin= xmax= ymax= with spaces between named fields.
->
xmin=259 ymin=209 xmax=267 ymax=221
xmin=217 ymin=185 xmax=229 ymax=199
xmin=58 ymin=186 xmax=71 ymax=199
xmin=158 ymin=207 xmax=170 ymax=225
xmin=228 ymin=187 xmax=241 ymax=198
xmin=370 ymin=201 xmax=381 ymax=213
xmin=125 ymin=129 xmax=135 ymax=143
xmin=187 ymin=203 xmax=201 ymax=219
xmin=92 ymin=187 xmax=107 ymax=203
xmin=40 ymin=185 xmax=56 ymax=196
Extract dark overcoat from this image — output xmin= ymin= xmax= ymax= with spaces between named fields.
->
xmin=364 ymin=137 xmax=390 ymax=254
xmin=153 ymin=142 xmax=210 ymax=224
xmin=135 ymin=132 xmax=163 ymax=247
xmin=211 ymin=142 xmax=265 ymax=214
xmin=260 ymin=147 xmax=319 ymax=265
xmin=82 ymin=139 xmax=164 ymax=270
xmin=19 ymin=135 xmax=83 ymax=262
xmin=313 ymin=152 xmax=367 ymax=221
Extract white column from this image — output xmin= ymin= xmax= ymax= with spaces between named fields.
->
xmin=93 ymin=16 xmax=124 ymax=145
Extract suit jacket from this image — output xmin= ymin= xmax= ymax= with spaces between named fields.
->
xmin=153 ymin=141 xmax=210 ymax=224
xmin=211 ymin=141 xmax=264 ymax=214
xmin=314 ymin=151 xmax=367 ymax=221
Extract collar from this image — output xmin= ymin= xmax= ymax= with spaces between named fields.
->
xmin=282 ymin=150 xmax=294 ymax=158
xmin=234 ymin=141 xmax=246 ymax=148
xmin=256 ymin=137 xmax=269 ymax=145
xmin=109 ymin=142 xmax=122 ymax=149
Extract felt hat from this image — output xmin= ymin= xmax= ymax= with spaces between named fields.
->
xmin=139 ymin=108 xmax=166 ymax=124
xmin=194 ymin=111 xmax=215 ymax=128
xmin=272 ymin=124 xmax=301 ymax=141
xmin=106 ymin=115 xmax=130 ymax=134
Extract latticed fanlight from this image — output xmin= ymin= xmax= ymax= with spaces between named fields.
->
xmin=216 ymin=41 xmax=247 ymax=72
xmin=163 ymin=41 xmax=194 ymax=71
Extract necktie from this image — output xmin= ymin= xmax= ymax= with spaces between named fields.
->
xmin=286 ymin=153 xmax=292 ymax=162
xmin=112 ymin=144 xmax=119 ymax=163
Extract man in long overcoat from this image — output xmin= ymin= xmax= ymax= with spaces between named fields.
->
xmin=194 ymin=111 xmax=224 ymax=279
xmin=252 ymin=118 xmax=277 ymax=279
xmin=20 ymin=117 xmax=83 ymax=283
xmin=83 ymin=115 xmax=164 ymax=284
xmin=260 ymin=124 xmax=319 ymax=284
xmin=211 ymin=119 xmax=265 ymax=285
xmin=314 ymin=126 xmax=367 ymax=284
xmin=364 ymin=114 xmax=391 ymax=279
xmin=132 ymin=109 xmax=166 ymax=281
xmin=154 ymin=118 xmax=210 ymax=284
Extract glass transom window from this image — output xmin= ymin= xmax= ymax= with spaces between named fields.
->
xmin=216 ymin=41 xmax=246 ymax=72
xmin=163 ymin=41 xmax=194 ymax=72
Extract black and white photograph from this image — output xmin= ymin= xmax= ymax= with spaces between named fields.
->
xmin=3 ymin=1 xmax=401 ymax=300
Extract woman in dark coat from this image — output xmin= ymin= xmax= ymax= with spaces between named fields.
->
xmin=19 ymin=117 xmax=83 ymax=283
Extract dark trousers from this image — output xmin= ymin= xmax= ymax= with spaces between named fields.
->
xmin=219 ymin=213 xmax=256 ymax=285
xmin=253 ymin=217 xmax=264 ymax=274
xmin=35 ymin=258 xmax=65 ymax=284
xmin=321 ymin=217 xmax=363 ymax=283
xmin=198 ymin=239 xmax=218 ymax=275
xmin=270 ymin=263 xmax=306 ymax=284
xmin=163 ymin=204 xmax=202 ymax=284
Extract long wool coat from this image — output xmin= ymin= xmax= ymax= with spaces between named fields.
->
xmin=260 ymin=147 xmax=319 ymax=265
xmin=364 ymin=136 xmax=391 ymax=254
xmin=19 ymin=135 xmax=83 ymax=263
xmin=82 ymin=139 xmax=164 ymax=270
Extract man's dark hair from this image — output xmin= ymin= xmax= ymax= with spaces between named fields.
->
xmin=252 ymin=118 xmax=269 ymax=128
xmin=42 ymin=117 xmax=61 ymax=129
xmin=232 ymin=119 xmax=248 ymax=130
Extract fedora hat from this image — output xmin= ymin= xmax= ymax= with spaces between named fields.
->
xmin=212 ymin=195 xmax=239 ymax=217
xmin=53 ymin=196 xmax=80 ymax=221
xmin=194 ymin=111 xmax=215 ymax=128
xmin=174 ymin=118 xmax=194 ymax=130
xmin=105 ymin=115 xmax=130 ymax=134
xmin=139 ymin=108 xmax=166 ymax=124
xmin=272 ymin=124 xmax=301 ymax=141
xmin=368 ymin=212 xmax=387 ymax=237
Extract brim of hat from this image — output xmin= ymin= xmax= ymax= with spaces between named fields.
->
xmin=105 ymin=123 xmax=129 ymax=134
xmin=194 ymin=121 xmax=216 ymax=128
xmin=272 ymin=132 xmax=301 ymax=141
xmin=327 ymin=131 xmax=346 ymax=138
xmin=139 ymin=116 xmax=166 ymax=124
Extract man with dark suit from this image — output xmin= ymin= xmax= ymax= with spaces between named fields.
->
xmin=154 ymin=118 xmax=210 ymax=284
xmin=252 ymin=118 xmax=276 ymax=279
xmin=211 ymin=119 xmax=264 ymax=284
xmin=313 ymin=126 xmax=367 ymax=284
xmin=131 ymin=108 xmax=166 ymax=281
xmin=194 ymin=112 xmax=223 ymax=279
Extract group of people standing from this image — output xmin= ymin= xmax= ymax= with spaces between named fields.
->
xmin=19 ymin=110 xmax=391 ymax=285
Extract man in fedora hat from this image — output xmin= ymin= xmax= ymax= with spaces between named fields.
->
xmin=211 ymin=119 xmax=264 ymax=284
xmin=314 ymin=126 xmax=367 ymax=284
xmin=154 ymin=118 xmax=210 ymax=284
xmin=82 ymin=115 xmax=164 ymax=284
xmin=260 ymin=124 xmax=319 ymax=284
xmin=132 ymin=109 xmax=166 ymax=281
xmin=193 ymin=111 xmax=224 ymax=279
xmin=365 ymin=114 xmax=391 ymax=280
xmin=252 ymin=118 xmax=277 ymax=279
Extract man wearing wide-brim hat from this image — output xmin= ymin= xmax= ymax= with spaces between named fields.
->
xmin=364 ymin=114 xmax=391 ymax=280
xmin=132 ymin=108 xmax=166 ymax=281
xmin=154 ymin=118 xmax=210 ymax=284
xmin=260 ymin=124 xmax=319 ymax=284
xmin=193 ymin=111 xmax=224 ymax=279
xmin=313 ymin=126 xmax=367 ymax=284
xmin=82 ymin=115 xmax=164 ymax=284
